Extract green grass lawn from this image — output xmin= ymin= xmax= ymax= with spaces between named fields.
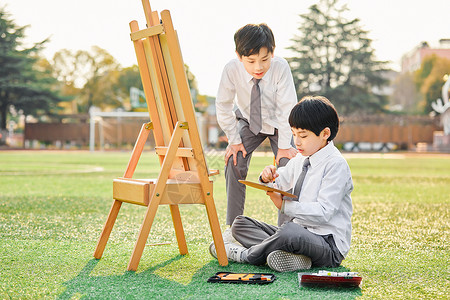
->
xmin=0 ymin=150 xmax=449 ymax=299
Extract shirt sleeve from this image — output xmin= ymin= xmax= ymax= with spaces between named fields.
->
xmin=274 ymin=60 xmax=297 ymax=149
xmin=283 ymin=159 xmax=351 ymax=224
xmin=215 ymin=63 xmax=241 ymax=145
xmin=272 ymin=155 xmax=298 ymax=191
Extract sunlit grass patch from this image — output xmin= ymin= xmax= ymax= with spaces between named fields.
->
xmin=0 ymin=151 xmax=448 ymax=299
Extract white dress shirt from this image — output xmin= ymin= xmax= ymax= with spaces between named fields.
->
xmin=273 ymin=141 xmax=353 ymax=257
xmin=215 ymin=56 xmax=297 ymax=149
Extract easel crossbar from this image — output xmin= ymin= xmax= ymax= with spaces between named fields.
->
xmin=130 ymin=24 xmax=164 ymax=41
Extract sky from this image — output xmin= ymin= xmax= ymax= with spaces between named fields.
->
xmin=2 ymin=0 xmax=449 ymax=96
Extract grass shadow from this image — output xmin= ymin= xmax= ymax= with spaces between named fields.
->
xmin=58 ymin=256 xmax=362 ymax=299
xmin=58 ymin=256 xmax=184 ymax=299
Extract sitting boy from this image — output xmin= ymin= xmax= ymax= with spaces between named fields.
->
xmin=210 ymin=95 xmax=353 ymax=272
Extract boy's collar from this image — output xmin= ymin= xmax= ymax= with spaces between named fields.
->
xmin=308 ymin=141 xmax=335 ymax=167
xmin=244 ymin=72 xmax=254 ymax=83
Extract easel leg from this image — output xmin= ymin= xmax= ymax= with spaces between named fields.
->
xmin=170 ymin=204 xmax=188 ymax=255
xmin=204 ymin=198 xmax=228 ymax=266
xmin=94 ymin=200 xmax=122 ymax=259
xmin=127 ymin=202 xmax=159 ymax=271
xmin=127 ymin=123 xmax=187 ymax=271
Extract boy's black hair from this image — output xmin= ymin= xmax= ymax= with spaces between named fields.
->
xmin=234 ymin=23 xmax=275 ymax=57
xmin=289 ymin=96 xmax=339 ymax=141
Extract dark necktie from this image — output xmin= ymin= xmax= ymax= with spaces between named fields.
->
xmin=249 ymin=78 xmax=262 ymax=135
xmin=293 ymin=158 xmax=310 ymax=197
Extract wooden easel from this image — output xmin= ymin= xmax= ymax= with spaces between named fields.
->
xmin=93 ymin=0 xmax=228 ymax=271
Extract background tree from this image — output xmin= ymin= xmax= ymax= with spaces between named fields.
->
xmin=117 ymin=65 xmax=142 ymax=99
xmin=51 ymin=48 xmax=202 ymax=113
xmin=0 ymin=6 xmax=62 ymax=132
xmin=414 ymin=55 xmax=450 ymax=114
xmin=51 ymin=48 xmax=82 ymax=114
xmin=78 ymin=46 xmax=120 ymax=111
xmin=288 ymin=0 xmax=389 ymax=115
xmin=51 ymin=46 xmax=121 ymax=112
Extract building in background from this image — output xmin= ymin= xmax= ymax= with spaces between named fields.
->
xmin=401 ymin=39 xmax=450 ymax=73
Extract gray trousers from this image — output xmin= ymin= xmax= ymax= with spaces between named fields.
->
xmin=231 ymin=215 xmax=344 ymax=267
xmin=225 ymin=113 xmax=292 ymax=226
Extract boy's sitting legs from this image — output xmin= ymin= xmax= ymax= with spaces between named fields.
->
xmin=231 ymin=216 xmax=312 ymax=270
xmin=209 ymin=216 xmax=342 ymax=271
xmin=208 ymin=240 xmax=312 ymax=272
xmin=231 ymin=215 xmax=278 ymax=247
xmin=209 ymin=216 xmax=312 ymax=271
xmin=232 ymin=216 xmax=342 ymax=269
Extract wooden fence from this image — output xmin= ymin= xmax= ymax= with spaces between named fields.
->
xmin=333 ymin=115 xmax=440 ymax=150
xmin=24 ymin=119 xmax=155 ymax=149
xmin=335 ymin=124 xmax=438 ymax=146
xmin=24 ymin=114 xmax=441 ymax=151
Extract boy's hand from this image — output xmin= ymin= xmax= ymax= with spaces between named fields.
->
xmin=275 ymin=147 xmax=298 ymax=165
xmin=225 ymin=143 xmax=247 ymax=165
xmin=261 ymin=165 xmax=278 ymax=183
xmin=266 ymin=191 xmax=283 ymax=210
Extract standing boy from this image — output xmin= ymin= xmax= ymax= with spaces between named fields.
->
xmin=216 ymin=23 xmax=297 ymax=228
xmin=210 ymin=96 xmax=353 ymax=272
